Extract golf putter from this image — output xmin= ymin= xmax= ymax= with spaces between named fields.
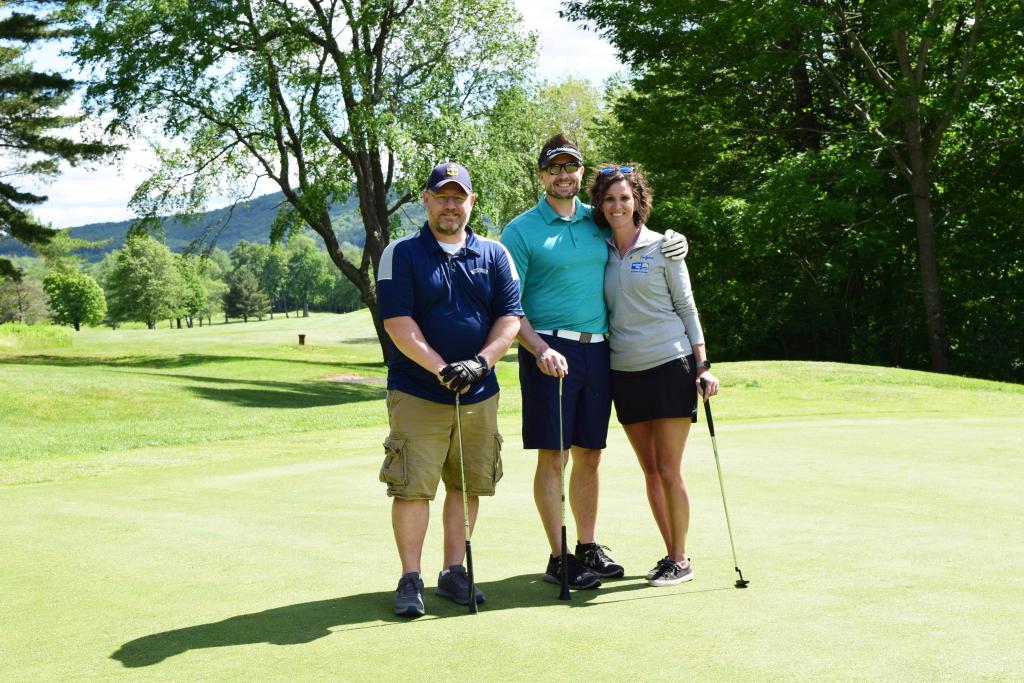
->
xmin=701 ymin=378 xmax=750 ymax=589
xmin=454 ymin=392 xmax=479 ymax=613
xmin=558 ymin=376 xmax=571 ymax=601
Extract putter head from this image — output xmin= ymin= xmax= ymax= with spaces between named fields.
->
xmin=735 ymin=579 xmax=749 ymax=588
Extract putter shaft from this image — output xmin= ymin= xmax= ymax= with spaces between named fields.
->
xmin=558 ymin=376 xmax=570 ymax=601
xmin=454 ymin=392 xmax=478 ymax=613
xmin=701 ymin=380 xmax=749 ymax=589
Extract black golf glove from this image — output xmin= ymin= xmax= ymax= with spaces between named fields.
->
xmin=660 ymin=229 xmax=688 ymax=260
xmin=439 ymin=355 xmax=489 ymax=392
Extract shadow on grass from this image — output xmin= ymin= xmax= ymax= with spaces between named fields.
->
xmin=128 ymin=371 xmax=386 ymax=408
xmin=111 ymin=573 xmax=735 ymax=668
xmin=2 ymin=353 xmax=385 ymax=372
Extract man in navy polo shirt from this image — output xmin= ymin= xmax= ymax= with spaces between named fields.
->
xmin=377 ymin=161 xmax=522 ymax=617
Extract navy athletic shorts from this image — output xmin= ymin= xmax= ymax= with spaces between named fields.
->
xmin=610 ymin=355 xmax=699 ymax=425
xmin=518 ymin=333 xmax=611 ymax=451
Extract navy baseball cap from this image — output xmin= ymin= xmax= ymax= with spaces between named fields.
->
xmin=426 ymin=162 xmax=472 ymax=194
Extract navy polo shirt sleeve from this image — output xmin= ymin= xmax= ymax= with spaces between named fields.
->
xmin=376 ymin=234 xmax=415 ymax=319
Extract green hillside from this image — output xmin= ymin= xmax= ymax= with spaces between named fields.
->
xmin=0 ymin=192 xmax=426 ymax=261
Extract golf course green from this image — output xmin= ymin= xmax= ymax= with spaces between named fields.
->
xmin=2 ymin=312 xmax=1022 ymax=681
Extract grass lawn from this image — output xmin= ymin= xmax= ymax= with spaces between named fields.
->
xmin=2 ymin=313 xmax=1022 ymax=681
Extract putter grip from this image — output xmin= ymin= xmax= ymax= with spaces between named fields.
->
xmin=701 ymin=378 xmax=716 ymax=437
xmin=466 ymin=540 xmax=477 ymax=614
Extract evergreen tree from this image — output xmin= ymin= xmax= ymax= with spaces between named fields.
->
xmin=223 ymin=266 xmax=268 ymax=323
xmin=0 ymin=1 xmax=116 ymax=279
xmin=42 ymin=268 xmax=106 ymax=331
xmin=0 ymin=272 xmax=49 ymax=322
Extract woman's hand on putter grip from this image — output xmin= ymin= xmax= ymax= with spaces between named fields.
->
xmin=536 ymin=346 xmax=568 ymax=378
xmin=698 ymin=370 xmax=720 ymax=399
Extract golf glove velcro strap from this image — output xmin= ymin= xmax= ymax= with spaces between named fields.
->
xmin=440 ymin=355 xmax=489 ymax=392
xmin=661 ymin=229 xmax=688 ymax=260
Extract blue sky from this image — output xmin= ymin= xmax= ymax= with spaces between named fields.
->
xmin=19 ymin=2 xmax=622 ymax=229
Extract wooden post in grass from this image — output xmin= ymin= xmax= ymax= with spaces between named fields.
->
xmin=298 ymin=334 xmax=306 ymax=345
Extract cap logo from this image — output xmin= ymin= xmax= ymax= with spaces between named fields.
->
xmin=446 ymin=164 xmax=458 ymax=176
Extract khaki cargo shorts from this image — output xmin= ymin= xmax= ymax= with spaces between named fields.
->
xmin=380 ymin=390 xmax=503 ymax=500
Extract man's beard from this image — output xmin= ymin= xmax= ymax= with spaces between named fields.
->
xmin=432 ymin=216 xmax=464 ymax=234
xmin=548 ymin=179 xmax=579 ymax=199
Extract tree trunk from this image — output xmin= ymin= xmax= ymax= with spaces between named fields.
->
xmin=909 ymin=177 xmax=952 ymax=373
xmin=302 ymin=299 xmax=309 ymax=317
xmin=148 ymin=320 xmax=156 ymax=330
xmin=176 ymin=318 xmax=182 ymax=329
xmin=902 ymin=90 xmax=952 ymax=373
xmin=74 ymin=320 xmax=80 ymax=331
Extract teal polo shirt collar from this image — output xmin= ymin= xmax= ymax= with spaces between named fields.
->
xmin=535 ymin=193 xmax=592 ymax=225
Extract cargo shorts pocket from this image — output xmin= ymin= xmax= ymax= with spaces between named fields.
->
xmin=491 ymin=433 xmax=504 ymax=486
xmin=379 ymin=437 xmax=407 ymax=486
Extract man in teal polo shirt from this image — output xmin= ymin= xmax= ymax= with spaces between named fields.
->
xmin=500 ymin=134 xmax=687 ymax=590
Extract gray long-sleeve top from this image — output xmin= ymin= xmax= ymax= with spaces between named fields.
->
xmin=603 ymin=226 xmax=705 ymax=372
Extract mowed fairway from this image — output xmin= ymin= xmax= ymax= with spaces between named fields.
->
xmin=2 ymin=313 xmax=1022 ymax=681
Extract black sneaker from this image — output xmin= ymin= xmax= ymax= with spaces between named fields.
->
xmin=575 ymin=542 xmax=625 ymax=578
xmin=543 ymin=553 xmax=602 ymax=590
xmin=436 ymin=565 xmax=485 ymax=606
xmin=394 ymin=572 xmax=425 ymax=617
xmin=646 ymin=556 xmax=672 ymax=580
xmin=649 ymin=558 xmax=695 ymax=587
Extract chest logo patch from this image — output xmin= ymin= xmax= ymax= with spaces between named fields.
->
xmin=470 ymin=267 xmax=488 ymax=275
xmin=630 ymin=260 xmax=650 ymax=273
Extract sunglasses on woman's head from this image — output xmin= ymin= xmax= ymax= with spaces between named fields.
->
xmin=599 ymin=166 xmax=634 ymax=175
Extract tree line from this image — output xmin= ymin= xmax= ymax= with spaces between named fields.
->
xmin=0 ymin=235 xmax=364 ymax=329
xmin=3 ymin=0 xmax=1021 ymax=382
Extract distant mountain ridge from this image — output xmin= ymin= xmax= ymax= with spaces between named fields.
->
xmin=0 ymin=192 xmax=425 ymax=261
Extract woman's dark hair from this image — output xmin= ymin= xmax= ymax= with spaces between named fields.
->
xmin=588 ymin=163 xmax=653 ymax=229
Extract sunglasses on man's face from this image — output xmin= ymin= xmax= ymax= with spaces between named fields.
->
xmin=598 ymin=166 xmax=634 ymax=175
xmin=544 ymin=162 xmax=582 ymax=175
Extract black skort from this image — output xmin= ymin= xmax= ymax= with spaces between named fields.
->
xmin=610 ymin=356 xmax=699 ymax=425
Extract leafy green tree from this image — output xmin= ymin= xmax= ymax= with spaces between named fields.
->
xmin=42 ymin=269 xmax=106 ymax=331
xmin=0 ymin=1 xmax=116 ymax=279
xmin=564 ymin=0 xmax=1024 ymax=379
xmin=66 ymin=0 xmax=536 ymax=358
xmin=259 ymin=244 xmax=288 ymax=319
xmin=224 ymin=266 xmax=269 ymax=323
xmin=286 ymin=236 xmax=330 ymax=318
xmin=0 ymin=272 xmax=49 ymax=322
xmin=104 ymin=235 xmax=182 ymax=329
xmin=466 ymin=77 xmax=617 ymax=233
xmin=176 ymin=254 xmax=206 ymax=328
xmin=196 ymin=256 xmax=227 ymax=326
xmin=323 ymin=243 xmax=365 ymax=313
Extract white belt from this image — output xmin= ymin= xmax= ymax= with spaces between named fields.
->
xmin=535 ymin=329 xmax=607 ymax=344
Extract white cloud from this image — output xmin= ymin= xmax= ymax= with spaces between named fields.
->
xmin=514 ymin=1 xmax=622 ymax=85
xmin=26 ymin=2 xmax=622 ymax=229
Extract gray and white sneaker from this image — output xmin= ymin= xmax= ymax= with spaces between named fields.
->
xmin=646 ymin=556 xmax=672 ymax=580
xmin=436 ymin=565 xmax=485 ymax=606
xmin=394 ymin=572 xmax=425 ymax=617
xmin=649 ymin=558 xmax=695 ymax=587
